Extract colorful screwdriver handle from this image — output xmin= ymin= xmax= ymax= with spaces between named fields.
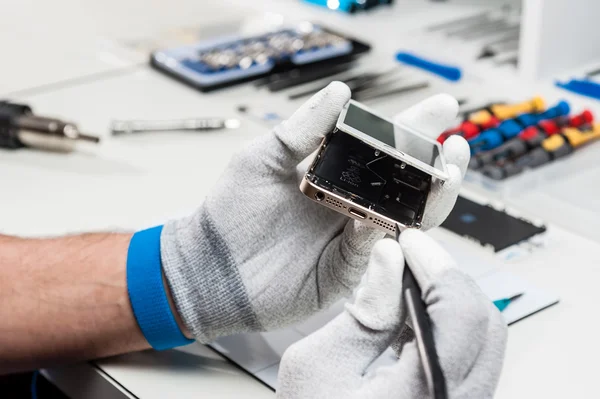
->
xmin=469 ymin=113 xmax=576 ymax=170
xmin=469 ymin=96 xmax=545 ymax=125
xmin=468 ymin=100 xmax=571 ymax=153
xmin=561 ymin=123 xmax=600 ymax=148
xmin=566 ymin=109 xmax=594 ymax=129
xmin=522 ymin=109 xmax=593 ymax=140
xmin=438 ymin=116 xmax=499 ymax=144
xmin=482 ymin=123 xmax=600 ymax=180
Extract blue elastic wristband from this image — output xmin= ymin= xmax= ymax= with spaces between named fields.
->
xmin=127 ymin=225 xmax=194 ymax=350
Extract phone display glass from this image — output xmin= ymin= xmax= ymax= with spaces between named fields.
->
xmin=338 ymin=101 xmax=448 ymax=180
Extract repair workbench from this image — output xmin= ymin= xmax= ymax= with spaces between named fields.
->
xmin=3 ymin=0 xmax=600 ymax=398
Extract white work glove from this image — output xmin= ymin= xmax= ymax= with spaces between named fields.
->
xmin=161 ymin=82 xmax=470 ymax=343
xmin=278 ymin=231 xmax=508 ymax=399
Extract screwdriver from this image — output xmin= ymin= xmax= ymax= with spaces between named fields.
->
xmin=0 ymin=101 xmax=99 ymax=152
xmin=437 ymin=116 xmax=499 ymax=144
xmin=395 ymin=224 xmax=447 ymax=399
xmin=468 ymin=100 xmax=570 ymax=153
xmin=482 ymin=123 xmax=600 ymax=180
xmin=468 ymin=96 xmax=545 ymax=125
xmin=459 ymin=102 xmax=505 ymax=121
xmin=353 ymin=81 xmax=430 ymax=102
xmin=470 ymin=110 xmax=593 ymax=169
xmin=110 ymin=118 xmax=241 ymax=135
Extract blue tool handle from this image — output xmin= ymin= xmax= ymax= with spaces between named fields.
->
xmin=514 ymin=113 xmax=539 ymax=128
xmin=396 ymin=51 xmax=462 ymax=81
xmin=469 ymin=129 xmax=504 ymax=153
xmin=556 ymin=79 xmax=600 ymax=101
xmin=498 ymin=119 xmax=524 ymax=140
xmin=538 ymin=100 xmax=570 ymax=121
xmin=510 ymin=101 xmax=569 ymax=133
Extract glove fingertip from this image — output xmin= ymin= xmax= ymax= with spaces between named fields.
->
xmin=398 ymin=230 xmax=456 ymax=288
xmin=345 ymin=238 xmax=405 ymax=331
xmin=443 ymin=135 xmax=471 ymax=177
xmin=442 ymin=163 xmax=463 ymax=191
xmin=371 ymin=238 xmax=405 ymax=271
xmin=342 ymin=220 xmax=385 ymax=255
xmin=394 ymin=93 xmax=459 ymax=140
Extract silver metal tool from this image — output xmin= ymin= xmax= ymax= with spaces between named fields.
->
xmin=14 ymin=114 xmax=99 ymax=152
xmin=110 ymin=118 xmax=241 ymax=135
xmin=354 ymin=81 xmax=430 ymax=102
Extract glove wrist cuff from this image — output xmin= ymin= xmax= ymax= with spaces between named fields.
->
xmin=160 ymin=208 xmax=262 ymax=342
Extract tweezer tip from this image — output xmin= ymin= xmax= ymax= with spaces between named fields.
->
xmin=509 ymin=293 xmax=524 ymax=302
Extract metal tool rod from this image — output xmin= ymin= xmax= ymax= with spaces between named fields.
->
xmin=110 ymin=118 xmax=240 ymax=135
xmin=354 ymin=81 xmax=429 ymax=102
xmin=396 ymin=224 xmax=447 ymax=399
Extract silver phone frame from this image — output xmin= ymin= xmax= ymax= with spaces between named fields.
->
xmin=336 ymin=100 xmax=450 ymax=181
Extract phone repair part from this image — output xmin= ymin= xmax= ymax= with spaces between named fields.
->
xmin=300 ymin=100 xmax=448 ymax=232
xmin=441 ymin=196 xmax=546 ymax=252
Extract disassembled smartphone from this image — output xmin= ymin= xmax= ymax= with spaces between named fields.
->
xmin=300 ymin=100 xmax=449 ymax=233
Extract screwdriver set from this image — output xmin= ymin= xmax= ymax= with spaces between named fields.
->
xmin=151 ymin=23 xmax=370 ymax=92
xmin=438 ymin=97 xmax=599 ymax=181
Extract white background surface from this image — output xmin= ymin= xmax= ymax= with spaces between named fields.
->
xmin=3 ymin=0 xmax=600 ymax=398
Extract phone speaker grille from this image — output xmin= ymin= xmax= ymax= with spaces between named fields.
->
xmin=325 ymin=197 xmax=345 ymax=209
xmin=372 ymin=217 xmax=395 ymax=232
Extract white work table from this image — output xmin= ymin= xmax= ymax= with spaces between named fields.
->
xmin=9 ymin=66 xmax=600 ymax=399
xmin=3 ymin=0 xmax=600 ymax=398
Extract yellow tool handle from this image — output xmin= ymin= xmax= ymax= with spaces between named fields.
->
xmin=491 ymin=96 xmax=545 ymax=120
xmin=468 ymin=110 xmax=493 ymax=125
xmin=541 ymin=134 xmax=566 ymax=152
xmin=469 ymin=96 xmax=546 ymax=125
xmin=562 ymin=123 xmax=600 ymax=148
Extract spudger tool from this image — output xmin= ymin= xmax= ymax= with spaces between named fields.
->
xmin=395 ymin=224 xmax=447 ymax=399
xmin=110 ymin=118 xmax=241 ymax=135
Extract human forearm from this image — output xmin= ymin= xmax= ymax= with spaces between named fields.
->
xmin=0 ymin=233 xmax=149 ymax=374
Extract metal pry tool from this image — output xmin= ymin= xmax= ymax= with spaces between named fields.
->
xmin=395 ymin=224 xmax=447 ymax=399
xmin=110 ymin=118 xmax=241 ymax=135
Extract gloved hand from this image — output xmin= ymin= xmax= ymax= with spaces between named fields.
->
xmin=160 ymin=81 xmax=470 ymax=343
xmin=278 ymin=230 xmax=507 ymax=399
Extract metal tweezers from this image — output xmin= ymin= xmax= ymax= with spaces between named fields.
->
xmin=396 ymin=224 xmax=447 ymax=399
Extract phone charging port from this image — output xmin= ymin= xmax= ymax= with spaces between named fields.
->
xmin=348 ymin=208 xmax=367 ymax=219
